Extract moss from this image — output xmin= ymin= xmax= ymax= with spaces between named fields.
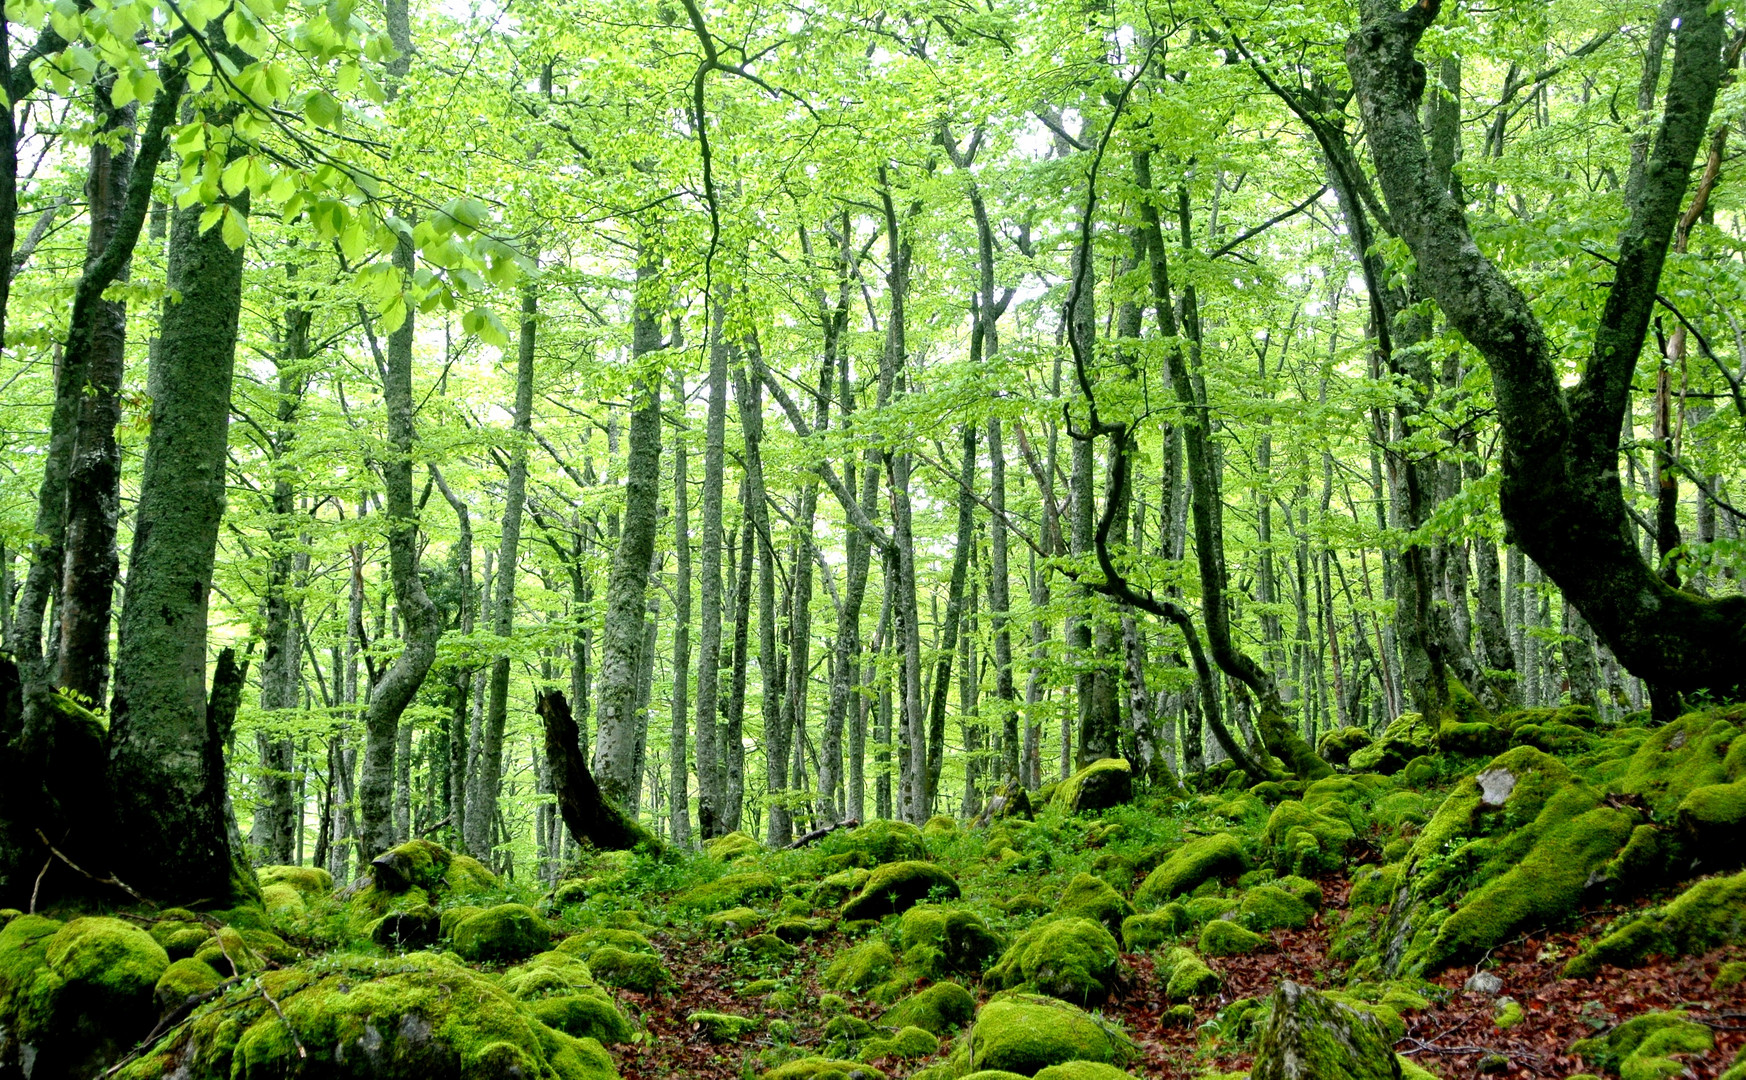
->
xmin=1675 ymin=778 xmax=1746 ymax=856
xmin=858 ymin=1024 xmax=939 ymax=1062
xmin=1350 ymin=712 xmax=1437 ymax=774
xmin=1714 ymin=960 xmax=1746 ymax=992
xmin=1372 ymin=792 xmax=1433 ymax=830
xmin=120 ymin=951 xmax=613 ymax=1080
xmin=968 ymin=995 xmax=1128 ymax=1075
xmin=259 ymin=883 xmax=306 ymax=921
xmin=450 ymin=903 xmax=553 ymax=963
xmin=841 ymin=861 xmax=960 ymax=921
xmin=558 ymin=927 xmax=656 ymax=962
xmin=370 ymin=837 xmax=455 ymax=892
xmin=1238 ymin=885 xmax=1313 ymax=932
xmin=1258 ymin=708 xmax=1334 ymax=781
xmin=1497 ymin=704 xmax=1598 ymax=731
xmin=881 ymin=980 xmax=976 ymax=1035
xmin=1198 ymin=919 xmax=1265 ymax=957
xmin=813 ymin=868 xmax=874 ymax=907
xmin=1318 ymin=727 xmax=1374 ymax=766
xmin=372 ymin=904 xmax=442 ymax=950
xmin=503 ymin=950 xmax=600 ymax=998
xmin=705 ymin=830 xmax=763 ymax=862
xmin=986 ymin=916 xmax=1122 ymax=1004
xmin=1348 ymin=865 xmax=1401 ymax=908
xmin=1274 ymin=875 xmax=1324 ymax=910
xmin=1033 ymin=1065 xmax=1139 ymax=1080
xmin=689 ymin=1010 xmax=761 ymax=1041
xmin=153 ymin=922 xmax=213 ymax=960
xmin=1055 ymin=873 xmax=1135 ymax=940
xmin=154 ymin=956 xmax=225 ymax=1011
xmin=1183 ymin=895 xmax=1237 ymax=926
xmin=1134 ymin=833 xmax=1248 ymax=906
xmin=1250 ymin=980 xmax=1399 ymax=1080
xmin=1571 ymin=1012 xmax=1713 ymax=1080
xmin=440 ymin=904 xmax=485 ymax=940
xmin=1407 ymin=805 xmax=1635 ymax=976
xmin=759 ymin=1057 xmax=886 ymax=1080
xmin=257 ymin=864 xmax=333 ymax=897
xmin=588 ymin=945 xmax=671 ymax=992
xmin=1564 ymin=869 xmax=1746 ymax=977
xmin=772 ymin=916 xmax=828 ymax=942
xmin=1614 ymin=710 xmax=1741 ymax=817
xmin=838 ymin=819 xmax=928 ymax=865
xmin=1493 ymin=998 xmax=1523 ymax=1029
xmin=1265 ymin=800 xmax=1357 ymax=861
xmin=1158 ymin=946 xmax=1219 ymax=999
xmin=825 ymin=1013 xmax=877 ymax=1043
xmin=1121 ymin=906 xmax=1189 ymax=950
xmin=675 ymin=871 xmax=782 ymax=913
xmin=1401 ymin=756 xmax=1440 ymax=788
xmin=529 ymin=995 xmax=633 ymax=1046
xmin=924 ymin=815 xmax=960 ymax=838
xmin=449 ymin=854 xmax=499 ymax=893
xmin=1052 ymin=757 xmax=1135 ymax=813
xmin=1439 ymin=721 xmax=1508 ymax=757
xmin=703 ymin=905 xmax=763 ymax=933
xmin=826 ymin=940 xmax=897 ymax=993
xmin=898 ymin=905 xmax=1000 ymax=977
xmin=960 ymin=1073 xmax=1031 ymax=1080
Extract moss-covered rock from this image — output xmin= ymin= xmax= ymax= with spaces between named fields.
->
xmin=1055 ymin=873 xmax=1134 ymax=941
xmin=588 ymin=945 xmax=671 ymax=992
xmin=825 ymin=940 xmax=897 ymax=993
xmin=969 ymin=995 xmax=1130 ymax=1075
xmin=1250 ymin=980 xmax=1400 ymax=1080
xmin=1571 ymin=1011 xmax=1713 ymax=1080
xmin=703 ymin=906 xmax=764 ymax=934
xmin=0 ymin=914 xmax=171 ymax=1076
xmin=1033 ymin=1065 xmax=1139 ymax=1080
xmin=1264 ymin=799 xmax=1357 ymax=877
xmin=1564 ymin=869 xmax=1746 ymax=977
xmin=838 ymin=819 xmax=929 ymax=865
xmin=813 ymin=867 xmax=873 ymax=908
xmin=705 ymin=830 xmax=763 ymax=862
xmin=1238 ymin=885 xmax=1314 ymax=932
xmin=1120 ymin=906 xmax=1189 ymax=950
xmin=154 ymin=956 xmax=225 ymax=1011
xmin=1610 ymin=709 xmax=1741 ymax=817
xmin=1198 ymin=919 xmax=1265 ymax=957
xmin=503 ymin=951 xmax=635 ymax=1044
xmin=675 ymin=871 xmax=783 ymax=913
xmin=1052 ymin=757 xmax=1134 ymax=814
xmin=759 ymin=1057 xmax=885 ymax=1080
xmin=987 ymin=916 xmax=1122 ymax=1004
xmin=881 ymin=980 xmax=976 ymax=1035
xmin=898 ymin=904 xmax=1001 ymax=978
xmin=960 ymin=1072 xmax=1031 ymax=1080
xmin=1318 ymin=727 xmax=1374 ymax=766
xmin=558 ymin=927 xmax=657 ymax=961
xmin=1259 ymin=709 xmax=1334 ymax=781
xmin=858 ymin=1024 xmax=939 ymax=1062
xmin=257 ymin=864 xmax=334 ymax=897
xmin=1675 ymin=778 xmax=1746 ymax=858
xmin=1157 ymin=946 xmax=1219 ymax=999
xmin=1135 ymin=833 xmax=1248 ymax=906
xmin=450 ymin=903 xmax=553 ymax=963
xmin=923 ymin=815 xmax=959 ymax=839
xmin=369 ymin=837 xmax=457 ymax=892
xmin=841 ymin=861 xmax=960 ymax=921
xmin=118 ymin=951 xmax=618 ymax=1080
xmin=371 ymin=903 xmax=442 ymax=950
xmin=1350 ymin=712 xmax=1436 ymax=775
xmin=689 ymin=1010 xmax=761 ymax=1041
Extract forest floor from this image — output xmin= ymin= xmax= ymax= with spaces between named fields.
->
xmin=605 ymin=868 xmax=1746 ymax=1080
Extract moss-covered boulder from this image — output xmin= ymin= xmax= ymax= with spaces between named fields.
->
xmin=705 ymin=830 xmax=763 ymax=862
xmin=1608 ymin=709 xmax=1741 ymax=816
xmin=1120 ymin=906 xmax=1189 ymax=951
xmin=153 ymin=956 xmax=225 ymax=1011
xmin=1157 ymin=945 xmax=1219 ymax=999
xmin=858 ymin=1024 xmax=939 ymax=1062
xmin=1675 ymin=778 xmax=1746 ymax=857
xmin=1250 ymin=980 xmax=1401 ymax=1080
xmin=689 ymin=1010 xmax=761 ymax=1041
xmin=923 ymin=815 xmax=959 ymax=839
xmin=968 ymin=995 xmax=1129 ymax=1076
xmin=881 ymin=980 xmax=976 ymax=1035
xmin=898 ymin=904 xmax=1001 ymax=978
xmin=1134 ymin=833 xmax=1248 ymax=906
xmin=371 ymin=903 xmax=442 ymax=950
xmin=370 ymin=837 xmax=458 ymax=892
xmin=1238 ymin=885 xmax=1314 ymax=932
xmin=674 ymin=871 xmax=782 ymax=913
xmin=813 ymin=867 xmax=873 ymax=908
xmin=117 ymin=951 xmax=618 ymax=1080
xmin=987 ymin=916 xmax=1122 ymax=1004
xmin=1318 ymin=727 xmax=1374 ymax=767
xmin=1198 ymin=919 xmax=1265 ymax=957
xmin=0 ymin=914 xmax=171 ymax=1077
xmin=837 ymin=819 xmax=928 ymax=865
xmin=1264 ymin=800 xmax=1357 ymax=877
xmin=1033 ymin=1065 xmax=1139 ymax=1080
xmin=1564 ymin=869 xmax=1746 ymax=977
xmin=703 ymin=906 xmax=763 ymax=934
xmin=759 ymin=1058 xmax=885 ymax=1080
xmin=1570 ymin=1011 xmax=1713 ymax=1080
xmin=257 ymin=864 xmax=334 ymax=897
xmin=1380 ymin=746 xmax=1638 ymax=977
xmin=1055 ymin=873 xmax=1134 ymax=941
xmin=450 ymin=903 xmax=553 ymax=963
xmin=1052 ymin=758 xmax=1134 ymax=814
xmin=1350 ymin=712 xmax=1436 ymax=775
xmin=825 ymin=940 xmax=897 ymax=993
xmin=557 ymin=927 xmax=657 ymax=962
xmin=588 ymin=945 xmax=671 ymax=992
xmin=503 ymin=951 xmax=634 ymax=1044
xmin=841 ymin=861 xmax=960 ymax=921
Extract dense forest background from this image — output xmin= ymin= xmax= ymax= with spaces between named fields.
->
xmin=0 ymin=0 xmax=1742 ymax=892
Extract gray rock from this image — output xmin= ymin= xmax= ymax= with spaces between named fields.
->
xmin=1463 ymin=970 xmax=1504 ymax=996
xmin=1476 ymin=768 xmax=1517 ymax=807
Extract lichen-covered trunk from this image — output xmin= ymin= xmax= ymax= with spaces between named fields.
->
xmin=106 ymin=167 xmax=252 ymax=905
xmin=924 ymin=424 xmax=977 ymax=807
xmin=669 ymin=368 xmax=693 ymax=844
xmin=734 ymin=363 xmax=786 ymax=843
xmin=692 ymin=303 xmax=730 ymax=838
xmin=592 ymin=253 xmax=664 ymax=808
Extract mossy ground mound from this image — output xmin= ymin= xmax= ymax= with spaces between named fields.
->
xmin=968 ymin=995 xmax=1132 ymax=1075
xmin=841 ymin=861 xmax=960 ymax=921
xmin=987 ymin=916 xmax=1123 ymax=1004
xmin=1134 ymin=833 xmax=1248 ymax=906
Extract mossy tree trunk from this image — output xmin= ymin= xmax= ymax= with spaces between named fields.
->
xmin=106 ymin=131 xmax=253 ymax=905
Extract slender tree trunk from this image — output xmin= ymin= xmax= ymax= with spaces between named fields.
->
xmin=724 ymin=490 xmax=753 ymax=831
xmin=593 ymin=251 xmax=664 ymax=808
xmin=670 ymin=370 xmax=693 ymax=844
xmin=693 ymin=304 xmax=729 ymax=838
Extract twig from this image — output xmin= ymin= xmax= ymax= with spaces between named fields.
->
xmin=103 ymin=977 xmax=244 ymax=1076
xmin=416 ymin=815 xmax=452 ymax=838
xmin=254 ymin=974 xmax=307 ymax=1059
xmin=29 ymin=855 xmax=51 ymax=914
xmin=35 ymin=829 xmax=156 ymax=909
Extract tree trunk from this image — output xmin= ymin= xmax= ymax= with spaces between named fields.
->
xmin=105 ymin=141 xmax=252 ymax=904
xmin=670 ymin=369 xmax=693 ymax=844
xmin=693 ymin=303 xmax=730 ymax=838
xmin=539 ymin=689 xmax=657 ymax=851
